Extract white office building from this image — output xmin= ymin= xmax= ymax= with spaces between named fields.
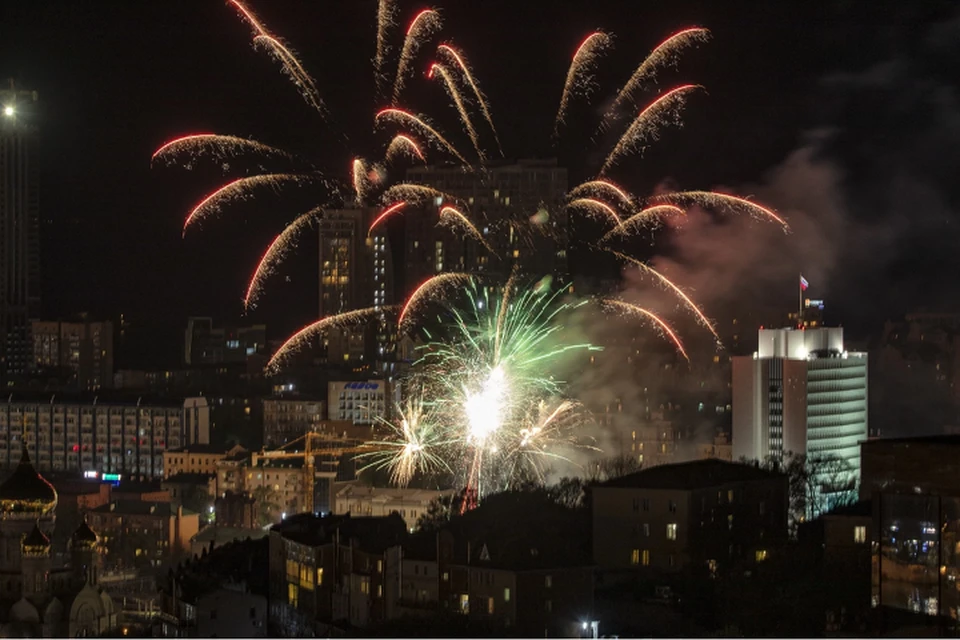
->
xmin=733 ymin=327 xmax=868 ymax=493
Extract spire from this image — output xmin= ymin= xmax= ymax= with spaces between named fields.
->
xmin=19 ymin=443 xmax=30 ymax=465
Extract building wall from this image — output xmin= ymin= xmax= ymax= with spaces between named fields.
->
xmin=262 ymin=398 xmax=325 ymax=448
xmin=860 ymin=440 xmax=960 ymax=499
xmin=327 ymin=380 xmax=395 ymax=425
xmin=592 ymin=487 xmax=692 ymax=571
xmin=163 ymin=451 xmax=226 ymax=478
xmin=0 ymin=398 xmax=211 ymax=478
xmin=732 ymin=357 xmax=771 ymax=462
xmin=334 ymin=486 xmax=454 ymax=531
xmin=31 ymin=319 xmax=114 ymax=390
xmin=195 ymin=587 xmax=267 ymax=638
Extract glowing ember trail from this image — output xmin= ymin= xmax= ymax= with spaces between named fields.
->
xmin=554 ymin=31 xmax=612 ymax=134
xmin=398 ymin=272 xmax=471 ymax=329
xmin=437 ymin=44 xmax=503 ymax=156
xmin=568 ymin=179 xmax=636 ymax=210
xmin=611 ymin=251 xmax=720 ymax=343
xmin=385 ymin=134 xmax=425 ymax=163
xmin=375 ymin=0 xmax=397 ymax=95
xmin=380 ymin=182 xmax=451 ymax=205
xmin=368 ymin=201 xmax=408 ymax=234
xmin=393 ymin=9 xmax=442 ymax=102
xmin=253 ymin=34 xmax=324 ymax=113
xmin=182 ymin=174 xmax=310 ymax=235
xmin=228 ymin=0 xmax=268 ymax=35
xmin=654 ymin=191 xmax=790 ymax=229
xmin=267 ymin=307 xmax=385 ymax=374
xmin=244 ymin=208 xmax=321 ymax=311
xmin=608 ymin=28 xmax=711 ymax=119
xmin=601 ymin=84 xmax=701 ymax=173
xmin=429 ymin=62 xmax=485 ymax=162
xmin=600 ymin=204 xmax=685 ymax=243
xmin=603 ymin=299 xmax=690 ymax=362
xmin=151 ymin=134 xmax=289 ymax=166
xmin=376 ymin=108 xmax=469 ymax=165
xmin=439 ymin=206 xmax=493 ymax=252
xmin=567 ymin=198 xmax=622 ymax=228
xmin=352 ymin=158 xmax=369 ymax=202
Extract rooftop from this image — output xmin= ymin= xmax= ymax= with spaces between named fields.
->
xmin=272 ymin=513 xmax=407 ymax=552
xmin=167 ymin=444 xmax=241 ymax=455
xmin=822 ymin=499 xmax=872 ymax=518
xmin=191 ymin=525 xmax=268 ymax=545
xmin=597 ymin=459 xmax=784 ymax=491
xmin=0 ymin=391 xmax=203 ymax=407
xmin=862 ymin=434 xmax=960 ymax=447
xmin=91 ymin=501 xmax=196 ymax=517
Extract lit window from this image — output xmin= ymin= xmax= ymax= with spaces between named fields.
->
xmin=631 ymin=549 xmax=640 ymax=565
xmin=854 ymin=526 xmax=867 ymax=544
xmin=544 ymin=575 xmax=552 ymax=588
xmin=459 ymin=594 xmax=469 ymax=614
xmin=755 ymin=549 xmax=768 ymax=562
xmin=503 ymin=587 xmax=511 ymax=602
xmin=287 ymin=583 xmax=299 ymax=607
xmin=317 ymin=568 xmax=324 ymax=585
xmin=642 ymin=550 xmax=650 ymax=566
xmin=487 ymin=597 xmax=495 ymax=614
xmin=728 ymin=489 xmax=735 ymax=502
xmin=666 ymin=523 xmax=678 ymax=540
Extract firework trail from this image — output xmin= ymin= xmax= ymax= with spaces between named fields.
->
xmin=567 ymin=198 xmax=622 ymax=228
xmin=398 ymin=272 xmax=471 ymax=329
xmin=267 ymin=307 xmax=385 ymax=374
xmin=568 ymin=179 xmax=636 ymax=210
xmin=253 ymin=34 xmax=325 ymax=113
xmin=606 ymin=27 xmax=710 ymax=125
xmin=182 ymin=173 xmax=312 ymax=235
xmin=368 ymin=201 xmax=408 ymax=235
xmin=611 ymin=250 xmax=720 ymax=344
xmin=599 ymin=204 xmax=685 ymax=243
xmin=554 ymin=31 xmax=612 ymax=135
xmin=352 ymin=158 xmax=371 ymax=202
xmin=393 ymin=9 xmax=442 ymax=102
xmin=228 ymin=0 xmax=268 ymax=36
xmin=603 ymin=299 xmax=690 ymax=361
xmin=437 ymin=44 xmax=503 ymax=156
xmin=151 ymin=134 xmax=290 ymax=167
xmin=357 ymin=394 xmax=455 ymax=487
xmin=429 ymin=63 xmax=486 ymax=162
xmin=653 ymin=191 xmax=790 ymax=230
xmin=376 ymin=108 xmax=469 ymax=165
xmin=601 ymin=84 xmax=701 ymax=174
xmin=439 ymin=206 xmax=493 ymax=252
xmin=375 ymin=0 xmax=397 ymax=96
xmin=385 ymin=134 xmax=425 ymax=163
xmin=380 ymin=182 xmax=453 ymax=206
xmin=244 ymin=208 xmax=322 ymax=311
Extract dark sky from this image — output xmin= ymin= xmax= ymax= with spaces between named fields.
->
xmin=2 ymin=0 xmax=959 ymax=365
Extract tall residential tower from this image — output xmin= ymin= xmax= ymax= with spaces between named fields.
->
xmin=0 ymin=86 xmax=41 ymax=382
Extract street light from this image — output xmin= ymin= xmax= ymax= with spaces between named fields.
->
xmin=3 ymin=106 xmax=13 ymax=117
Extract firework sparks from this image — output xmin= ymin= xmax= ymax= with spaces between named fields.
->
xmin=244 ymin=208 xmax=321 ymax=311
xmin=603 ymin=299 xmax=690 ymax=361
xmin=567 ymin=198 xmax=622 ymax=228
xmin=653 ymin=191 xmax=790 ymax=230
xmin=398 ymin=272 xmax=471 ymax=329
xmin=437 ymin=44 xmax=503 ymax=156
xmin=368 ymin=201 xmax=408 ymax=235
xmin=267 ymin=307 xmax=385 ymax=374
xmin=352 ymin=158 xmax=370 ymax=202
xmin=385 ymin=134 xmax=425 ymax=164
xmin=151 ymin=134 xmax=290 ymax=167
xmin=599 ymin=204 xmax=685 ymax=242
xmin=568 ymin=179 xmax=636 ymax=210
xmin=429 ymin=62 xmax=486 ymax=162
xmin=375 ymin=0 xmax=397 ymax=96
xmin=611 ymin=250 xmax=720 ymax=344
xmin=376 ymin=108 xmax=469 ymax=165
xmin=357 ymin=394 xmax=454 ymax=487
xmin=380 ymin=182 xmax=452 ymax=206
xmin=393 ymin=9 xmax=442 ymax=102
xmin=182 ymin=173 xmax=311 ymax=235
xmin=601 ymin=84 xmax=701 ymax=173
xmin=253 ymin=34 xmax=325 ymax=113
xmin=554 ymin=31 xmax=612 ymax=134
xmin=228 ymin=0 xmax=268 ymax=36
xmin=439 ymin=205 xmax=493 ymax=252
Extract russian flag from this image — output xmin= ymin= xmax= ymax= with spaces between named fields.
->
xmin=800 ymin=275 xmax=809 ymax=291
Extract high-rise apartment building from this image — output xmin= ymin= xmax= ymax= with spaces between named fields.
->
xmin=31 ymin=319 xmax=113 ymax=390
xmin=184 ymin=317 xmax=266 ymax=366
xmin=0 ymin=87 xmax=41 ymax=382
xmin=404 ymin=159 xmax=568 ymax=292
xmin=732 ymin=327 xmax=868 ymax=502
xmin=318 ymin=207 xmax=394 ymax=364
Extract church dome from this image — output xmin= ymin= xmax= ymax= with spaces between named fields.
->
xmin=71 ymin=519 xmax=99 ymax=545
xmin=0 ymin=447 xmax=57 ymax=514
xmin=22 ymin=522 xmax=50 ymax=549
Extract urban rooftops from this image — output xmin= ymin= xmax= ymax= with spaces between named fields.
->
xmin=597 ymin=459 xmax=783 ymax=491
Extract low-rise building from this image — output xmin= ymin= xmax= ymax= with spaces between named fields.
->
xmin=592 ymin=459 xmax=788 ymax=575
xmin=88 ymin=501 xmax=200 ymax=569
xmin=190 ymin=526 xmax=268 ymax=558
xmin=163 ymin=444 xmax=244 ymax=479
xmin=262 ymin=397 xmax=325 ymax=448
xmin=335 ymin=484 xmax=454 ymax=531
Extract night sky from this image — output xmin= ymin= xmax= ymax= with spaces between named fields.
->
xmin=2 ymin=0 xmax=959 ymax=365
